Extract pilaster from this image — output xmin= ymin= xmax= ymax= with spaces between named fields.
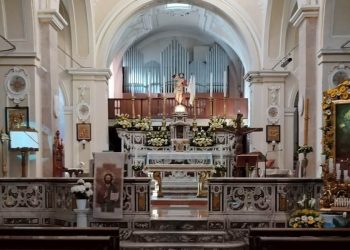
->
xmin=67 ymin=68 xmax=112 ymax=174
xmin=244 ymin=71 xmax=289 ymax=170
xmin=290 ymin=3 xmax=320 ymax=177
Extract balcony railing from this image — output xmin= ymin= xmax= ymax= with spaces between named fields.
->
xmin=108 ymin=94 xmax=248 ymax=119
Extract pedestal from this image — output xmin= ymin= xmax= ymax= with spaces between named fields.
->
xmin=73 ymin=208 xmax=89 ymax=227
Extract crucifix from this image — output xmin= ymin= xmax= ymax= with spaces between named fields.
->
xmin=223 ymin=113 xmax=263 ymax=176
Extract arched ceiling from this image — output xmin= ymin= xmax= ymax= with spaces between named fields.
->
xmin=96 ymin=1 xmax=263 ymax=71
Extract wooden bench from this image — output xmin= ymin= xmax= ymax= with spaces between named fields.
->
xmin=0 ymin=227 xmax=119 ymax=250
xmin=249 ymin=228 xmax=350 ymax=250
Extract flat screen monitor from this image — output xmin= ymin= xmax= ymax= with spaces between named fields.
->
xmin=9 ymin=130 xmax=39 ymax=150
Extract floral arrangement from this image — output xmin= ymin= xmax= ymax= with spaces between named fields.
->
xmin=191 ymin=130 xmax=214 ymax=147
xmin=132 ymin=164 xmax=143 ymax=171
xmin=133 ymin=115 xmax=151 ymax=131
xmin=297 ymin=145 xmax=313 ymax=155
xmin=114 ymin=114 xmax=132 ymax=129
xmin=288 ymin=195 xmax=323 ymax=228
xmin=228 ymin=117 xmax=244 ymax=129
xmin=70 ymin=179 xmax=93 ymax=199
xmin=209 ymin=116 xmax=227 ymax=130
xmin=213 ymin=163 xmax=227 ymax=177
xmin=146 ymin=130 xmax=170 ymax=147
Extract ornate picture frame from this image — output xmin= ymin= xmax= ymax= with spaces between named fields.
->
xmin=333 ymin=100 xmax=350 ymax=161
xmin=76 ymin=123 xmax=91 ymax=141
xmin=5 ymin=106 xmax=29 ymax=132
xmin=266 ymin=124 xmax=280 ymax=143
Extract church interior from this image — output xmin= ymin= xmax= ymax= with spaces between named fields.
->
xmin=1 ymin=0 xmax=350 ymax=249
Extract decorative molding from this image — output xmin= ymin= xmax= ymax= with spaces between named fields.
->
xmin=4 ymin=67 xmax=30 ymax=104
xmin=328 ymin=65 xmax=350 ymax=86
xmin=38 ymin=10 xmax=68 ymax=31
xmin=268 ymin=86 xmax=280 ymax=106
xmin=244 ymin=71 xmax=289 ymax=83
xmin=67 ymin=68 xmax=112 ymax=81
xmin=290 ymin=6 xmax=320 ymax=27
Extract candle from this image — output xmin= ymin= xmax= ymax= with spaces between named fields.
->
xmin=163 ymin=75 xmax=166 ymax=95
xmin=131 ymin=82 xmax=135 ymax=96
xmin=329 ymin=158 xmax=334 ymax=174
xmin=223 ymin=70 xmax=227 ymax=97
xmin=210 ymin=72 xmax=213 ymax=97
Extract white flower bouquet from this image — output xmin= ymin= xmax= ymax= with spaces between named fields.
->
xmin=133 ymin=116 xmax=151 ymax=131
xmin=209 ymin=116 xmax=227 ymax=130
xmin=146 ymin=130 xmax=170 ymax=147
xmin=191 ymin=130 xmax=214 ymax=147
xmin=114 ymin=114 xmax=132 ymax=129
xmin=70 ymin=179 xmax=93 ymax=199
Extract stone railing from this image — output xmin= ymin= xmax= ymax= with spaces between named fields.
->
xmin=207 ymin=178 xmax=323 ymax=229
xmin=0 ymin=177 xmax=151 ymax=229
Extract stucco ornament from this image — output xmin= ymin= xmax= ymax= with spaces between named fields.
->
xmin=4 ymin=67 xmax=30 ymax=104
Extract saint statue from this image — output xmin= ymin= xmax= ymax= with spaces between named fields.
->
xmin=172 ymin=73 xmax=187 ymax=105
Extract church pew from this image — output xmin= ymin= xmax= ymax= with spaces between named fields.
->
xmin=0 ymin=227 xmax=119 ymax=250
xmin=249 ymin=228 xmax=350 ymax=250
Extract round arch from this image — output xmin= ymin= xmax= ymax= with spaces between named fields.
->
xmin=95 ymin=0 xmax=261 ymax=71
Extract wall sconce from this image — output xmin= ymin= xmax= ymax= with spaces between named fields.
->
xmin=80 ymin=139 xmax=87 ymax=150
xmin=280 ymin=57 xmax=292 ymax=68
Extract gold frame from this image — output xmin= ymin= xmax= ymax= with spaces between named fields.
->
xmin=320 ymin=80 xmax=350 ymax=209
xmin=76 ymin=123 xmax=91 ymax=141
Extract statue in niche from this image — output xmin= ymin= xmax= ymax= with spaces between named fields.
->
xmin=173 ymin=73 xmax=187 ymax=105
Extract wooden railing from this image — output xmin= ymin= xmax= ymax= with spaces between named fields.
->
xmin=108 ymin=94 xmax=248 ymax=119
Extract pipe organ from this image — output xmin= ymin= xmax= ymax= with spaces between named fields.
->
xmin=123 ymin=39 xmax=230 ymax=95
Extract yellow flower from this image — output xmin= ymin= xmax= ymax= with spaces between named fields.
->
xmin=341 ymin=92 xmax=349 ymax=100
xmin=339 ymin=86 xmax=347 ymax=93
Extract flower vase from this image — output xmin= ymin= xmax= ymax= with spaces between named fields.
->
xmin=76 ymin=199 xmax=87 ymax=209
xmin=301 ymin=154 xmax=308 ymax=177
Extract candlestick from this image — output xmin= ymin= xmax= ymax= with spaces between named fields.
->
xmin=210 ymin=72 xmax=213 ymax=98
xmin=303 ymin=98 xmax=309 ymax=145
xmin=148 ymin=71 xmax=151 ymax=97
xmin=223 ymin=70 xmax=227 ymax=97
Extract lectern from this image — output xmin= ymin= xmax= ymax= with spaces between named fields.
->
xmin=236 ymin=153 xmax=259 ymax=177
xmin=9 ymin=128 xmax=39 ymax=177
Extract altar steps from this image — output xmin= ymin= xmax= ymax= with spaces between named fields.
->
xmin=120 ymin=230 xmax=246 ymax=250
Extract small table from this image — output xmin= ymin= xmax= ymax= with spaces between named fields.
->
xmin=144 ymin=164 xmax=215 ymax=197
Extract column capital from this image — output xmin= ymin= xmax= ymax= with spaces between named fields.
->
xmin=290 ymin=5 xmax=319 ymax=27
xmin=67 ymin=68 xmax=112 ymax=81
xmin=38 ymin=10 xmax=68 ymax=31
xmin=244 ymin=70 xmax=290 ymax=84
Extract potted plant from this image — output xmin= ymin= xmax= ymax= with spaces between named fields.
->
xmin=70 ymin=179 xmax=93 ymax=209
xmin=214 ymin=164 xmax=227 ymax=177
xmin=191 ymin=130 xmax=214 ymax=147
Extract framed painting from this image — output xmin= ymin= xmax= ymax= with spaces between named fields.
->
xmin=333 ymin=100 xmax=350 ymax=161
xmin=93 ymin=152 xmax=125 ymax=219
xmin=76 ymin=123 xmax=91 ymax=141
xmin=266 ymin=124 xmax=280 ymax=143
xmin=5 ymin=106 xmax=29 ymax=132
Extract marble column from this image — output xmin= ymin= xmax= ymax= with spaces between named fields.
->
xmin=290 ymin=3 xmax=319 ymax=177
xmin=67 ymin=69 xmax=111 ymax=174
xmin=37 ymin=10 xmax=67 ymax=176
xmin=244 ymin=71 xmax=289 ymax=171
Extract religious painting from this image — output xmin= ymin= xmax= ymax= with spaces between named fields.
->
xmin=93 ymin=152 xmax=125 ymax=219
xmin=266 ymin=125 xmax=280 ymax=143
xmin=76 ymin=123 xmax=91 ymax=141
xmin=334 ymin=100 xmax=350 ymax=162
xmin=5 ymin=106 xmax=29 ymax=132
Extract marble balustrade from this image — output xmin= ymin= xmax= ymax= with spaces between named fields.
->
xmin=207 ymin=177 xmax=323 ymax=228
xmin=0 ymin=177 xmax=323 ymax=240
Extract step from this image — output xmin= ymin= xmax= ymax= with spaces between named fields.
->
xmin=151 ymin=196 xmax=208 ymax=206
xmin=120 ymin=241 xmax=246 ymax=250
xmin=131 ymin=230 xmax=227 ymax=243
